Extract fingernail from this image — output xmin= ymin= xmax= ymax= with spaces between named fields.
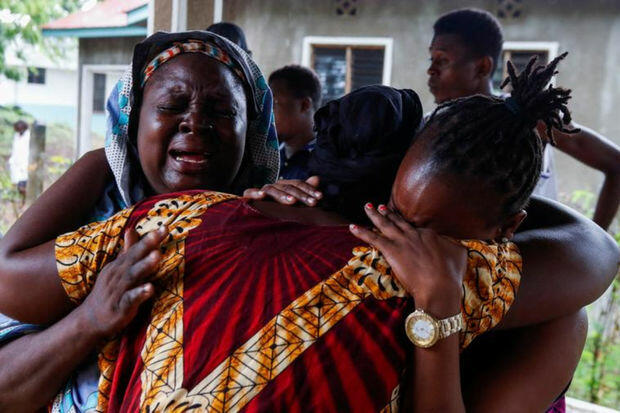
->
xmin=365 ymin=203 xmax=374 ymax=209
xmin=349 ymin=224 xmax=358 ymax=231
xmin=158 ymin=225 xmax=167 ymax=234
xmin=378 ymin=205 xmax=387 ymax=212
xmin=308 ymin=198 xmax=316 ymax=205
xmin=314 ymin=192 xmax=322 ymax=198
xmin=286 ymin=195 xmax=294 ymax=202
xmin=257 ymin=190 xmax=264 ymax=196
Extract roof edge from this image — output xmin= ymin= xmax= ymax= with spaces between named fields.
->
xmin=42 ymin=25 xmax=147 ymax=39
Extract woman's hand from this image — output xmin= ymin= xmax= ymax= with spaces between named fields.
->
xmin=243 ymin=175 xmax=323 ymax=206
xmin=76 ymin=226 xmax=167 ymax=340
xmin=349 ymin=203 xmax=467 ymax=317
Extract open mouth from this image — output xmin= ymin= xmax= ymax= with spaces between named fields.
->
xmin=169 ymin=149 xmax=214 ymax=166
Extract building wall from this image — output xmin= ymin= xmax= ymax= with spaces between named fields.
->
xmin=154 ymin=0 xmax=172 ymax=32
xmin=77 ymin=36 xmax=144 ymax=154
xmin=0 ymin=67 xmax=77 ymax=107
xmin=79 ymin=36 xmax=143 ymax=66
xmin=0 ymin=67 xmax=77 ymax=126
xmin=188 ymin=0 xmax=214 ymax=31
xmin=155 ymin=0 xmax=620 ymax=217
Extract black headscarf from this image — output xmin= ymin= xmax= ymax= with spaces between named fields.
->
xmin=308 ymin=85 xmax=423 ymax=222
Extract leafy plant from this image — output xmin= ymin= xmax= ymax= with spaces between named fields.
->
xmin=0 ymin=0 xmax=84 ymax=79
xmin=567 ymin=189 xmax=620 ymax=409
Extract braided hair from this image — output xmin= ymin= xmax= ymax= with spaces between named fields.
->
xmin=424 ymin=52 xmax=578 ymax=220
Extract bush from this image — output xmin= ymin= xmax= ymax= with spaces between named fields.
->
xmin=565 ymin=189 xmax=620 ymax=409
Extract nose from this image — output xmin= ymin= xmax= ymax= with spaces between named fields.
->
xmin=179 ymin=110 xmax=215 ymax=137
xmin=427 ymin=61 xmax=438 ymax=77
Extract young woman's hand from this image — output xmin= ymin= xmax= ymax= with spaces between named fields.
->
xmin=349 ymin=203 xmax=467 ymax=317
xmin=243 ymin=175 xmax=323 ymax=206
xmin=76 ymin=226 xmax=167 ymax=340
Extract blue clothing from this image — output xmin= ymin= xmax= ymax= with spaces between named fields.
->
xmin=278 ymin=140 xmax=316 ymax=180
xmin=0 ymin=314 xmax=42 ymax=344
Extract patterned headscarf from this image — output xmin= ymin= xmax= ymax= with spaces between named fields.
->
xmin=105 ymin=31 xmax=279 ymax=207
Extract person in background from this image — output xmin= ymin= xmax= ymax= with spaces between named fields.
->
xmin=206 ymin=21 xmax=251 ymax=55
xmin=269 ymin=65 xmax=322 ymax=180
xmin=8 ymin=120 xmax=30 ymax=204
xmin=426 ymin=8 xmax=620 ymax=230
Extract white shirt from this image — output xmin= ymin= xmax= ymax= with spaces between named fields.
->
xmin=8 ymin=129 xmax=30 ymax=183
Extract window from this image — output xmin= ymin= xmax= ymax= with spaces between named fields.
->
xmin=27 ymin=67 xmax=46 ymax=84
xmin=93 ymin=73 xmax=107 ymax=113
xmin=492 ymin=41 xmax=559 ymax=91
xmin=302 ymin=37 xmax=393 ymax=104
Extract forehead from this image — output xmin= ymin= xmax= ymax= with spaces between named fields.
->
xmin=390 ymin=137 xmax=504 ymax=237
xmin=269 ymin=78 xmax=295 ymax=98
xmin=145 ymin=53 xmax=245 ymax=98
xmin=430 ymin=34 xmax=470 ymax=56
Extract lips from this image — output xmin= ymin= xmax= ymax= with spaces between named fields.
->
xmin=168 ymin=147 xmax=217 ymax=173
xmin=170 ymin=150 xmax=211 ymax=164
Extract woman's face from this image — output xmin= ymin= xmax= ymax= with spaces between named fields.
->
xmin=389 ymin=138 xmax=504 ymax=240
xmin=137 ymin=53 xmax=248 ymax=194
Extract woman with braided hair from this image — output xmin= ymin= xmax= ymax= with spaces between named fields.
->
xmin=349 ymin=53 xmax=588 ymax=411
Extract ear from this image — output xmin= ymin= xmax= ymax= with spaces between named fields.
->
xmin=300 ymin=96 xmax=314 ymax=113
xmin=496 ymin=210 xmax=527 ymax=241
xmin=475 ymin=56 xmax=494 ymax=79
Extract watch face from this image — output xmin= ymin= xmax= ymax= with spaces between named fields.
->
xmin=405 ymin=311 xmax=439 ymax=348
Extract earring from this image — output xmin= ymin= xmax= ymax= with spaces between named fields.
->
xmin=501 ymin=237 xmax=509 ymax=243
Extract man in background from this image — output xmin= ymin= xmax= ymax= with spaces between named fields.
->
xmin=269 ymin=65 xmax=322 ymax=180
xmin=8 ymin=120 xmax=30 ymax=204
xmin=426 ymin=8 xmax=620 ymax=229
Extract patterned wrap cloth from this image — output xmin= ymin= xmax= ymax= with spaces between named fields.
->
xmin=54 ymin=191 xmax=523 ymax=412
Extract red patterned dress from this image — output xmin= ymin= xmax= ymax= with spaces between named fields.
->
xmin=55 ymin=191 xmax=522 ymax=413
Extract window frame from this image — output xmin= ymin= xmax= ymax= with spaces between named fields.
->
xmin=500 ymin=41 xmax=559 ymax=84
xmin=27 ymin=67 xmax=46 ymax=85
xmin=79 ymin=64 xmax=126 ymax=157
xmin=301 ymin=36 xmax=393 ymax=92
xmin=92 ymin=73 xmax=107 ymax=114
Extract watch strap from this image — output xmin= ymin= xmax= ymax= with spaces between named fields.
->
xmin=437 ymin=313 xmax=464 ymax=339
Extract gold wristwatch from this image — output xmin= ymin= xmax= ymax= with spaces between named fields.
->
xmin=405 ymin=309 xmax=463 ymax=348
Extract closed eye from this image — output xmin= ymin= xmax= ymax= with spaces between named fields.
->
xmin=157 ymin=105 xmax=185 ymax=113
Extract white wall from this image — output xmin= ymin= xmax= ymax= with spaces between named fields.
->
xmin=0 ymin=67 xmax=77 ymax=108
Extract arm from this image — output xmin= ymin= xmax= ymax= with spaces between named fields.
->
xmin=538 ymin=121 xmax=620 ymax=229
xmin=502 ymin=196 xmax=619 ymax=328
xmin=404 ymin=291 xmax=465 ymax=412
xmin=0 ymin=148 xmax=111 ymax=251
xmin=0 ymin=149 xmax=113 ymax=322
xmin=0 ymin=307 xmax=104 ymax=412
xmin=0 ymin=240 xmax=71 ymax=324
xmin=0 ymin=222 xmax=165 ymax=325
xmin=461 ymin=310 xmax=587 ymax=412
xmin=350 ymin=204 xmax=468 ymax=412
xmin=0 ymin=229 xmax=162 ymax=412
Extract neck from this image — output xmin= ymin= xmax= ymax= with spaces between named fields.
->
xmin=282 ymin=131 xmax=314 ymax=156
xmin=476 ymin=79 xmax=494 ymax=97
